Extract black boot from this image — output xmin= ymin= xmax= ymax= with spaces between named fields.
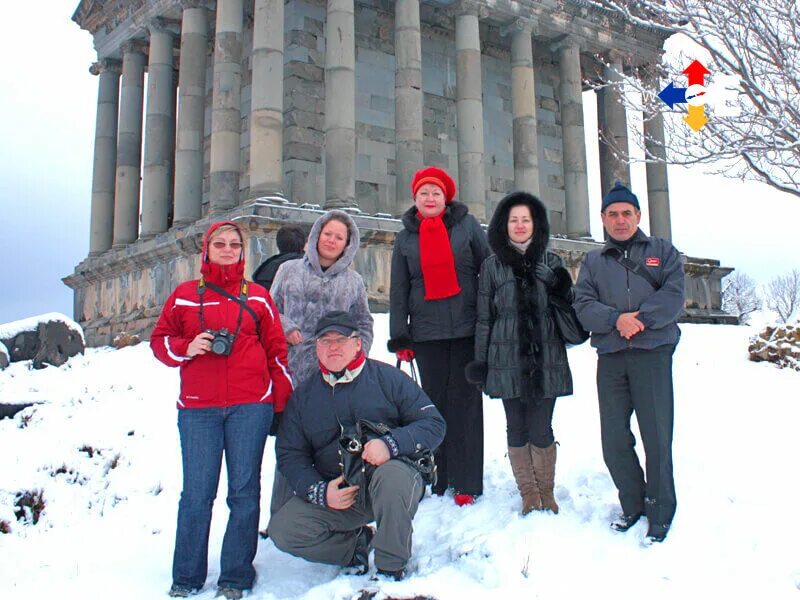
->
xmin=646 ymin=521 xmax=671 ymax=543
xmin=610 ymin=511 xmax=643 ymax=532
xmin=344 ymin=525 xmax=375 ymax=575
xmin=373 ymin=568 xmax=405 ymax=581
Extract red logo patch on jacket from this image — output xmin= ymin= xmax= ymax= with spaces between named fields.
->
xmin=645 ymin=257 xmax=660 ymax=267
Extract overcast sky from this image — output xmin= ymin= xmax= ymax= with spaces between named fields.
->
xmin=0 ymin=3 xmax=798 ymax=325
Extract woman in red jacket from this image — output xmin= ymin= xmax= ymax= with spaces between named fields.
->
xmin=151 ymin=221 xmax=293 ymax=600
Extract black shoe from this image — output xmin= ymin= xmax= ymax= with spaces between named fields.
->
xmin=168 ymin=584 xmax=200 ymax=597
xmin=372 ymin=567 xmax=405 ymax=582
xmin=646 ymin=522 xmax=671 ymax=543
xmin=610 ymin=511 xmax=643 ymax=532
xmin=345 ymin=524 xmax=375 ymax=575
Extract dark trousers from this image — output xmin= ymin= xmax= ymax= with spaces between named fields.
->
xmin=414 ymin=337 xmax=484 ymax=496
xmin=269 ymin=461 xmax=423 ymax=572
xmin=502 ymin=397 xmax=556 ymax=448
xmin=597 ymin=344 xmax=676 ymax=526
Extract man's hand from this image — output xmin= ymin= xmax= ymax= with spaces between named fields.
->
xmin=325 ymin=475 xmax=359 ymax=510
xmin=362 ymin=439 xmax=390 ymax=466
xmin=616 ymin=311 xmax=645 ymax=340
xmin=187 ymin=332 xmax=214 ymax=357
xmin=286 ymin=330 xmax=303 ymax=345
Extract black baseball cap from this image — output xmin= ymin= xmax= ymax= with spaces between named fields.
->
xmin=314 ymin=311 xmax=360 ymax=338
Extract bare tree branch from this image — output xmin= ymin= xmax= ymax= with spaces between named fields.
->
xmin=585 ymin=0 xmax=800 ymax=197
xmin=722 ymin=272 xmax=762 ymax=324
xmin=765 ymin=269 xmax=800 ymax=322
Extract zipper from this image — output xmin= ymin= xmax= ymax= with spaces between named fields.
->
xmin=625 ymin=249 xmax=632 ymax=349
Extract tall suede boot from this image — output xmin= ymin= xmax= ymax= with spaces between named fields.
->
xmin=531 ymin=443 xmax=559 ymax=514
xmin=507 ymin=445 xmax=542 ymax=515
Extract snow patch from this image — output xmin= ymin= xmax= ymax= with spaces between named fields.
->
xmin=0 ymin=312 xmax=85 ymax=345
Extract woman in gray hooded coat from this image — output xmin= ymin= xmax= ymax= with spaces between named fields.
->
xmin=270 ymin=210 xmax=374 ymax=385
xmin=267 ymin=210 xmax=374 ymax=517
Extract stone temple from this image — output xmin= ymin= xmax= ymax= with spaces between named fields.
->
xmin=65 ymin=0 xmax=733 ymax=346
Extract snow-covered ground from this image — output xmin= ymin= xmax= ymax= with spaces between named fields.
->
xmin=1 ymin=315 xmax=798 ymax=599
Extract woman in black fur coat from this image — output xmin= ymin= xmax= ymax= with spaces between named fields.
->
xmin=466 ymin=191 xmax=586 ymax=515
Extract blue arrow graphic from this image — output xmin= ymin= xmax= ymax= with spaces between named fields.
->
xmin=658 ymin=82 xmax=688 ymax=108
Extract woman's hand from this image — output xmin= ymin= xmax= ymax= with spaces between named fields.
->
xmin=187 ymin=332 xmax=214 ymax=357
xmin=286 ymin=329 xmax=303 ymax=346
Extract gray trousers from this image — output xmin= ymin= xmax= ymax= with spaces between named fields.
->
xmin=268 ymin=460 xmax=423 ymax=571
xmin=597 ymin=344 xmax=677 ymax=526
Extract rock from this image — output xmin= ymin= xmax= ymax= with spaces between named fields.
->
xmin=0 ymin=403 xmax=34 ymax=420
xmin=0 ymin=341 xmax=8 ymax=370
xmin=748 ymin=322 xmax=800 ymax=371
xmin=112 ymin=332 xmax=141 ymax=349
xmin=0 ymin=313 xmax=85 ymax=369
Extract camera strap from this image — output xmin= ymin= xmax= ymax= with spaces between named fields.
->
xmin=197 ymin=278 xmax=259 ymax=339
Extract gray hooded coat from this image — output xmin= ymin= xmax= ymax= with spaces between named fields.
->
xmin=270 ymin=210 xmax=374 ymax=384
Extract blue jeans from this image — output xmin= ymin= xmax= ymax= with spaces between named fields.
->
xmin=172 ymin=402 xmax=273 ymax=591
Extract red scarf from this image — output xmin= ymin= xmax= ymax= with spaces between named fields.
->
xmin=418 ymin=212 xmax=461 ymax=300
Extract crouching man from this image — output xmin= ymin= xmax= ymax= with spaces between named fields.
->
xmin=268 ymin=311 xmax=445 ymax=581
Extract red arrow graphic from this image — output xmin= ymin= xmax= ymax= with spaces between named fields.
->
xmin=683 ymin=60 xmax=710 ymax=86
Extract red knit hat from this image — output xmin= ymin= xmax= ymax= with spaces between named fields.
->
xmin=411 ymin=166 xmax=457 ymax=204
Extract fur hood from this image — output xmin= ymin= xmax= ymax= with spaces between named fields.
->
xmin=304 ymin=210 xmax=361 ymax=277
xmin=487 ymin=191 xmax=550 ymax=266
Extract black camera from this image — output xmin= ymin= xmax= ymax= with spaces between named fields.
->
xmin=207 ymin=328 xmax=236 ymax=356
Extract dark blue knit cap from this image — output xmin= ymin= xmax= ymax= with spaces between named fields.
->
xmin=601 ymin=181 xmax=640 ymax=212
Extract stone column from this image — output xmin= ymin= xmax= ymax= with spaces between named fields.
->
xmin=555 ymin=36 xmax=590 ymax=238
xmin=209 ymin=0 xmax=244 ymax=213
xmin=509 ymin=19 xmax=539 ymax=196
xmin=324 ymin=0 xmax=356 ymax=209
xmin=250 ymin=0 xmax=285 ymax=199
xmin=113 ymin=43 xmax=146 ymax=247
xmin=174 ymin=2 xmax=208 ymax=225
xmin=394 ymin=0 xmax=423 ymax=215
xmin=88 ymin=59 xmax=121 ymax=255
xmin=455 ymin=1 xmax=487 ymax=221
xmin=597 ymin=51 xmax=631 ymax=195
xmin=644 ymin=92 xmax=672 ymax=239
xmin=141 ymin=21 xmax=176 ymax=239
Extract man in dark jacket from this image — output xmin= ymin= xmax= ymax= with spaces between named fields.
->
xmin=252 ymin=225 xmax=306 ymax=290
xmin=573 ymin=182 xmax=685 ymax=543
xmin=269 ymin=311 xmax=445 ymax=581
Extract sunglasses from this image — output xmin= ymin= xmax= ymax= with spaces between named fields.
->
xmin=210 ymin=241 xmax=243 ymax=250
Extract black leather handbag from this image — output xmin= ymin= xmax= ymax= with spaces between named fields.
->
xmin=338 ymin=419 xmax=437 ymax=508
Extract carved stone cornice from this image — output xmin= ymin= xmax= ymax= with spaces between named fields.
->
xmin=121 ymin=40 xmax=148 ymax=56
xmin=179 ymin=0 xmax=208 ymax=8
xmin=501 ymin=17 xmax=538 ymax=38
xmin=89 ymin=58 xmax=122 ymax=76
xmin=451 ymin=0 xmax=489 ymax=19
xmin=550 ymin=34 xmax=583 ymax=54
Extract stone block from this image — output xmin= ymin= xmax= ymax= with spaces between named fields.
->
xmin=285 ymin=125 xmax=324 ymax=146
xmin=284 ymin=141 xmax=322 ymax=162
xmin=287 ymin=29 xmax=318 ymax=51
xmin=284 ymin=109 xmax=324 ymax=130
xmin=544 ymin=147 xmax=563 ymax=164
xmin=540 ymin=97 xmax=559 ymax=113
xmin=285 ymin=60 xmax=324 ymax=82
xmin=370 ymin=95 xmax=394 ymax=113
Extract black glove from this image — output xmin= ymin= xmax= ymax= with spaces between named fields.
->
xmin=535 ymin=262 xmax=556 ymax=288
xmin=464 ymin=360 xmax=488 ymax=387
xmin=269 ymin=412 xmax=282 ymax=437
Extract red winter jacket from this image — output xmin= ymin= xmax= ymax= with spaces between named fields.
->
xmin=150 ymin=222 xmax=294 ymax=411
